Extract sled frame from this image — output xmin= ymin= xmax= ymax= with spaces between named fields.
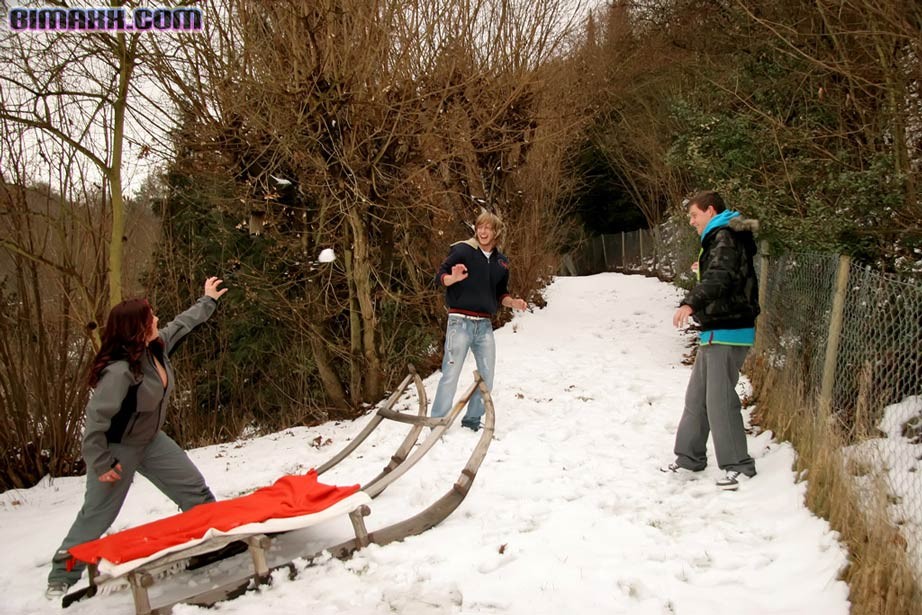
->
xmin=63 ymin=366 xmax=494 ymax=615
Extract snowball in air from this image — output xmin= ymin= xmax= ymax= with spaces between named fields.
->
xmin=318 ymin=248 xmax=336 ymax=263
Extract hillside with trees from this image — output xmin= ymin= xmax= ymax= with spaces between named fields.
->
xmin=1 ymin=0 xmax=919 ymax=490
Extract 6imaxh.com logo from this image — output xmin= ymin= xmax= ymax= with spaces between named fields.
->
xmin=8 ymin=6 xmax=203 ymax=32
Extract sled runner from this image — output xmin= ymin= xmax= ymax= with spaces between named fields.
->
xmin=61 ymin=366 xmax=494 ymax=615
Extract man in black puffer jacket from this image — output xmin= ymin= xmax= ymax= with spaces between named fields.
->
xmin=662 ymin=191 xmax=760 ymax=491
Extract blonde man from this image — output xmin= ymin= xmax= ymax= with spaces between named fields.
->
xmin=431 ymin=212 xmax=527 ymax=430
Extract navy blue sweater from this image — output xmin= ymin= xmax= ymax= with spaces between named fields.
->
xmin=435 ymin=239 xmax=510 ymax=317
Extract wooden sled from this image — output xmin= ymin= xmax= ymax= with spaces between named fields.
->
xmin=62 ymin=366 xmax=494 ymax=615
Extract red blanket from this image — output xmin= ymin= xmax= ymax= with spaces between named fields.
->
xmin=68 ymin=470 xmax=360 ymax=568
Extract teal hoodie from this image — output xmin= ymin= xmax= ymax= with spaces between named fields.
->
xmin=696 ymin=210 xmax=755 ymax=347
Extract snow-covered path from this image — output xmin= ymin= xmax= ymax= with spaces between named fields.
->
xmin=0 ymin=274 xmax=850 ymax=614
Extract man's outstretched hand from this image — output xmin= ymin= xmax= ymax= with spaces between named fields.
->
xmin=673 ymin=304 xmax=694 ymax=328
xmin=443 ymin=264 xmax=469 ymax=286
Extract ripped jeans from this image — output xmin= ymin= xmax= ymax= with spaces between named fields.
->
xmin=429 ymin=314 xmax=496 ymax=424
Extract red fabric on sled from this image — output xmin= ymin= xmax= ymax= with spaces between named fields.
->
xmin=67 ymin=470 xmax=359 ymax=569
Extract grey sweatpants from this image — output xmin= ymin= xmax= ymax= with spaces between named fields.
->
xmin=673 ymin=344 xmax=756 ymax=476
xmin=48 ymin=431 xmax=215 ymax=586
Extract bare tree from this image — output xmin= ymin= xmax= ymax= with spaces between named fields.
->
xmin=145 ymin=0 xmax=586 ymax=415
xmin=0 ymin=3 xmax=153 ymax=309
xmin=0 ymin=5 xmax=169 ymax=487
xmin=0 ymin=115 xmax=159 ymax=488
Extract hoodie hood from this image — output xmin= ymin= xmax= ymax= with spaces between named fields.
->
xmin=700 ymin=210 xmax=760 ymax=239
xmin=456 ymin=238 xmax=480 ymax=250
xmin=454 ymin=237 xmax=504 ymax=252
xmin=700 ymin=210 xmax=740 ymax=239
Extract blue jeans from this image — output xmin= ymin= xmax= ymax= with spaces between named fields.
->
xmin=430 ymin=315 xmax=496 ymax=423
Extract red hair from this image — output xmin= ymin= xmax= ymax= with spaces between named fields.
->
xmin=88 ymin=299 xmax=160 ymax=387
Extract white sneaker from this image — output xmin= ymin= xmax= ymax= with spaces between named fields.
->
xmin=45 ymin=582 xmax=69 ymax=600
xmin=660 ymin=462 xmax=700 ymax=474
xmin=660 ymin=462 xmax=706 ymax=481
xmin=716 ymin=471 xmax=746 ymax=491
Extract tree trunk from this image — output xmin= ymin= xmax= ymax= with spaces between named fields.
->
xmin=107 ymin=33 xmax=137 ymax=307
xmin=307 ymin=319 xmax=350 ymax=413
xmin=347 ymin=207 xmax=384 ymax=401
xmin=343 ymin=249 xmax=363 ymax=406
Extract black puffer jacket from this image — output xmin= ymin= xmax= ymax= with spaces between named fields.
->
xmin=681 ymin=216 xmax=760 ymax=330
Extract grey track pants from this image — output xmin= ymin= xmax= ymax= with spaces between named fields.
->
xmin=673 ymin=344 xmax=756 ymax=476
xmin=48 ymin=431 xmax=215 ymax=586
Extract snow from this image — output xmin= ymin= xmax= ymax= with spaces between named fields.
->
xmin=317 ymin=248 xmax=336 ymax=264
xmin=0 ymin=273 xmax=850 ymax=614
xmin=844 ymin=395 xmax=922 ymax=576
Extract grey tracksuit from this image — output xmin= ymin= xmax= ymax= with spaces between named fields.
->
xmin=674 ymin=344 xmax=755 ymax=475
xmin=672 ymin=212 xmax=758 ymax=477
xmin=48 ymin=296 xmax=218 ymax=586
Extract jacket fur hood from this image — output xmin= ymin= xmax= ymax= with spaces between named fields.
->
xmin=728 ymin=216 xmax=760 ymax=234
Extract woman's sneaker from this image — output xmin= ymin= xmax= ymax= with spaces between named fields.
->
xmin=45 ymin=582 xmax=69 ymax=600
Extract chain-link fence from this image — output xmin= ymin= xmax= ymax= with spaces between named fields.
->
xmin=758 ymin=251 xmax=922 ymax=578
xmin=560 ymin=219 xmax=699 ymax=285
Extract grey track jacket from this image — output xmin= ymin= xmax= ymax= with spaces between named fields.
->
xmin=82 ymin=296 xmax=217 ymax=477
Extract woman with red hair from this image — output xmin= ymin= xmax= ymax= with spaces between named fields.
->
xmin=46 ymin=277 xmax=228 ymax=597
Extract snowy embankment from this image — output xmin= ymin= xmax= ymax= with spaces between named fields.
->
xmin=0 ymin=273 xmax=850 ymax=615
xmin=846 ymin=395 xmax=922 ymax=576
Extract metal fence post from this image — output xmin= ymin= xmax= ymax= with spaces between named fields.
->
xmin=820 ymin=255 xmax=851 ymax=414
xmin=621 ymin=231 xmax=626 ymax=272
xmin=601 ymin=234 xmax=608 ymax=271
xmin=639 ymin=230 xmax=644 ymax=272
xmin=755 ymin=240 xmax=770 ymax=353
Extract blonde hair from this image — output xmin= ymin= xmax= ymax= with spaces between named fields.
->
xmin=475 ymin=211 xmax=503 ymax=240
